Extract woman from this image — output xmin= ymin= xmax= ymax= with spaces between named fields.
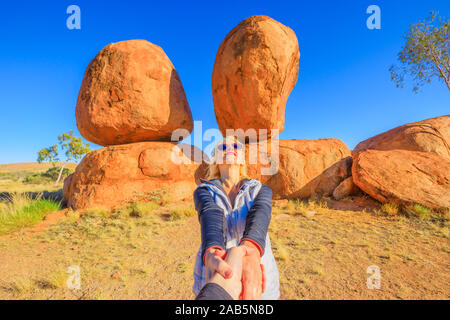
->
xmin=192 ymin=136 xmax=280 ymax=300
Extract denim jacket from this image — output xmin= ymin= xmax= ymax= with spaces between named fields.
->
xmin=192 ymin=177 xmax=280 ymax=300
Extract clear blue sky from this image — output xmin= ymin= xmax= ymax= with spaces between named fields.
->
xmin=0 ymin=0 xmax=449 ymax=164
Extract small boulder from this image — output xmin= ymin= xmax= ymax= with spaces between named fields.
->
xmin=332 ymin=176 xmax=360 ymax=200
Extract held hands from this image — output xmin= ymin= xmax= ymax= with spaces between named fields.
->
xmin=240 ymin=240 xmax=267 ymax=300
xmin=204 ymin=243 xmax=266 ymax=300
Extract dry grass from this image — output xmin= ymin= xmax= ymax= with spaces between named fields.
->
xmin=0 ymin=198 xmax=448 ymax=300
xmin=380 ymin=202 xmax=400 ymax=216
xmin=0 ymin=162 xmax=76 ymax=193
xmin=0 ymin=162 xmax=77 ymax=173
xmin=169 ymin=206 xmax=196 ymax=221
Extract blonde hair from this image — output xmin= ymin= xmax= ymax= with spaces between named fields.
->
xmin=207 ymin=137 xmax=248 ymax=180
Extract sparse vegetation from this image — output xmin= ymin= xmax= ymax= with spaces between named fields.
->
xmin=0 ymin=199 xmax=448 ymax=300
xmin=404 ymin=204 xmax=431 ymax=218
xmin=37 ymin=130 xmax=90 ymax=185
xmin=0 ymin=193 xmax=61 ymax=235
xmin=282 ymin=198 xmax=329 ymax=215
xmin=23 ymin=167 xmax=74 ymax=185
xmin=0 ymin=162 xmax=77 ymax=193
xmin=169 ymin=206 xmax=196 ymax=221
xmin=380 ymin=202 xmax=400 ymax=216
xmin=135 ymin=188 xmax=169 ymax=205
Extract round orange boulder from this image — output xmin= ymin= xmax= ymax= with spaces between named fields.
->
xmin=212 ymin=16 xmax=300 ymax=138
xmin=63 ymin=142 xmax=208 ymax=210
xmin=76 ymin=40 xmax=193 ymax=146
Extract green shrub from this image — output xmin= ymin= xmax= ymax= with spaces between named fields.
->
xmin=23 ymin=167 xmax=74 ymax=185
xmin=43 ymin=167 xmax=74 ymax=180
xmin=23 ymin=174 xmax=53 ymax=185
xmin=405 ymin=204 xmax=431 ymax=218
xmin=0 ymin=193 xmax=61 ymax=235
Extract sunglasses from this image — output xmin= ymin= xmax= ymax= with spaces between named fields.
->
xmin=217 ymin=143 xmax=243 ymax=151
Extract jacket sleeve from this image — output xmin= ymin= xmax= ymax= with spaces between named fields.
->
xmin=241 ymin=184 xmax=273 ymax=256
xmin=193 ymin=186 xmax=226 ymax=264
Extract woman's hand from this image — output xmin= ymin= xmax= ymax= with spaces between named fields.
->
xmin=240 ymin=241 xmax=266 ymax=300
xmin=204 ymin=247 xmax=233 ymax=281
xmin=207 ymin=245 xmax=255 ymax=299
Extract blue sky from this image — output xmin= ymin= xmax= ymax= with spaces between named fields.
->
xmin=0 ymin=0 xmax=448 ymax=164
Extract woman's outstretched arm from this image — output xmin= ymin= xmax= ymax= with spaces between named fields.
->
xmin=240 ymin=184 xmax=273 ymax=256
xmin=239 ymin=184 xmax=272 ymax=299
xmin=193 ymin=187 xmax=226 ymax=264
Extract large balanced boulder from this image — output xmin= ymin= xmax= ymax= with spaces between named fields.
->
xmin=352 ymin=149 xmax=450 ymax=210
xmin=212 ymin=15 xmax=300 ymax=139
xmin=76 ymin=40 xmax=193 ymax=146
xmin=63 ymin=142 xmax=208 ymax=210
xmin=353 ymin=115 xmax=450 ymax=159
xmin=245 ymin=139 xmax=351 ymax=199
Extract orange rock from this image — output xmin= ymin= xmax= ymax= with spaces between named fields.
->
xmin=353 ymin=115 xmax=450 ymax=159
xmin=212 ymin=16 xmax=300 ymax=139
xmin=63 ymin=142 xmax=208 ymax=210
xmin=352 ymin=150 xmax=450 ymax=210
xmin=76 ymin=40 xmax=193 ymax=146
xmin=332 ymin=177 xmax=360 ymax=200
xmin=245 ymin=139 xmax=351 ymax=199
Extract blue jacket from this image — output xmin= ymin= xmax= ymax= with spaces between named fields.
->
xmin=192 ymin=177 xmax=280 ymax=299
xmin=193 ymin=177 xmax=273 ymax=261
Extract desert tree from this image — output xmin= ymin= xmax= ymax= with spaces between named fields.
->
xmin=38 ymin=130 xmax=91 ymax=185
xmin=390 ymin=11 xmax=449 ymax=92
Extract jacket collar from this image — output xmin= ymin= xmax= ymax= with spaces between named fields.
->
xmin=199 ymin=177 xmax=251 ymax=207
xmin=200 ymin=177 xmax=250 ymax=194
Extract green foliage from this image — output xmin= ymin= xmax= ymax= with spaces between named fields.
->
xmin=22 ymin=174 xmax=53 ymax=185
xmin=42 ymin=167 xmax=74 ymax=180
xmin=404 ymin=204 xmax=431 ymax=218
xmin=57 ymin=130 xmax=91 ymax=163
xmin=37 ymin=130 xmax=90 ymax=183
xmin=0 ymin=193 xmax=61 ymax=235
xmin=390 ymin=11 xmax=449 ymax=92
xmin=23 ymin=167 xmax=74 ymax=185
xmin=37 ymin=144 xmax=59 ymax=164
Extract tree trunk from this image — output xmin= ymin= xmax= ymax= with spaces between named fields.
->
xmin=55 ymin=161 xmax=67 ymax=186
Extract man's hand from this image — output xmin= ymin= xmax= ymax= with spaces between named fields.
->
xmin=240 ymin=240 xmax=266 ymax=300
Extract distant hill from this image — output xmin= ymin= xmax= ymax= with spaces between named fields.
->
xmin=0 ymin=162 xmax=78 ymax=173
